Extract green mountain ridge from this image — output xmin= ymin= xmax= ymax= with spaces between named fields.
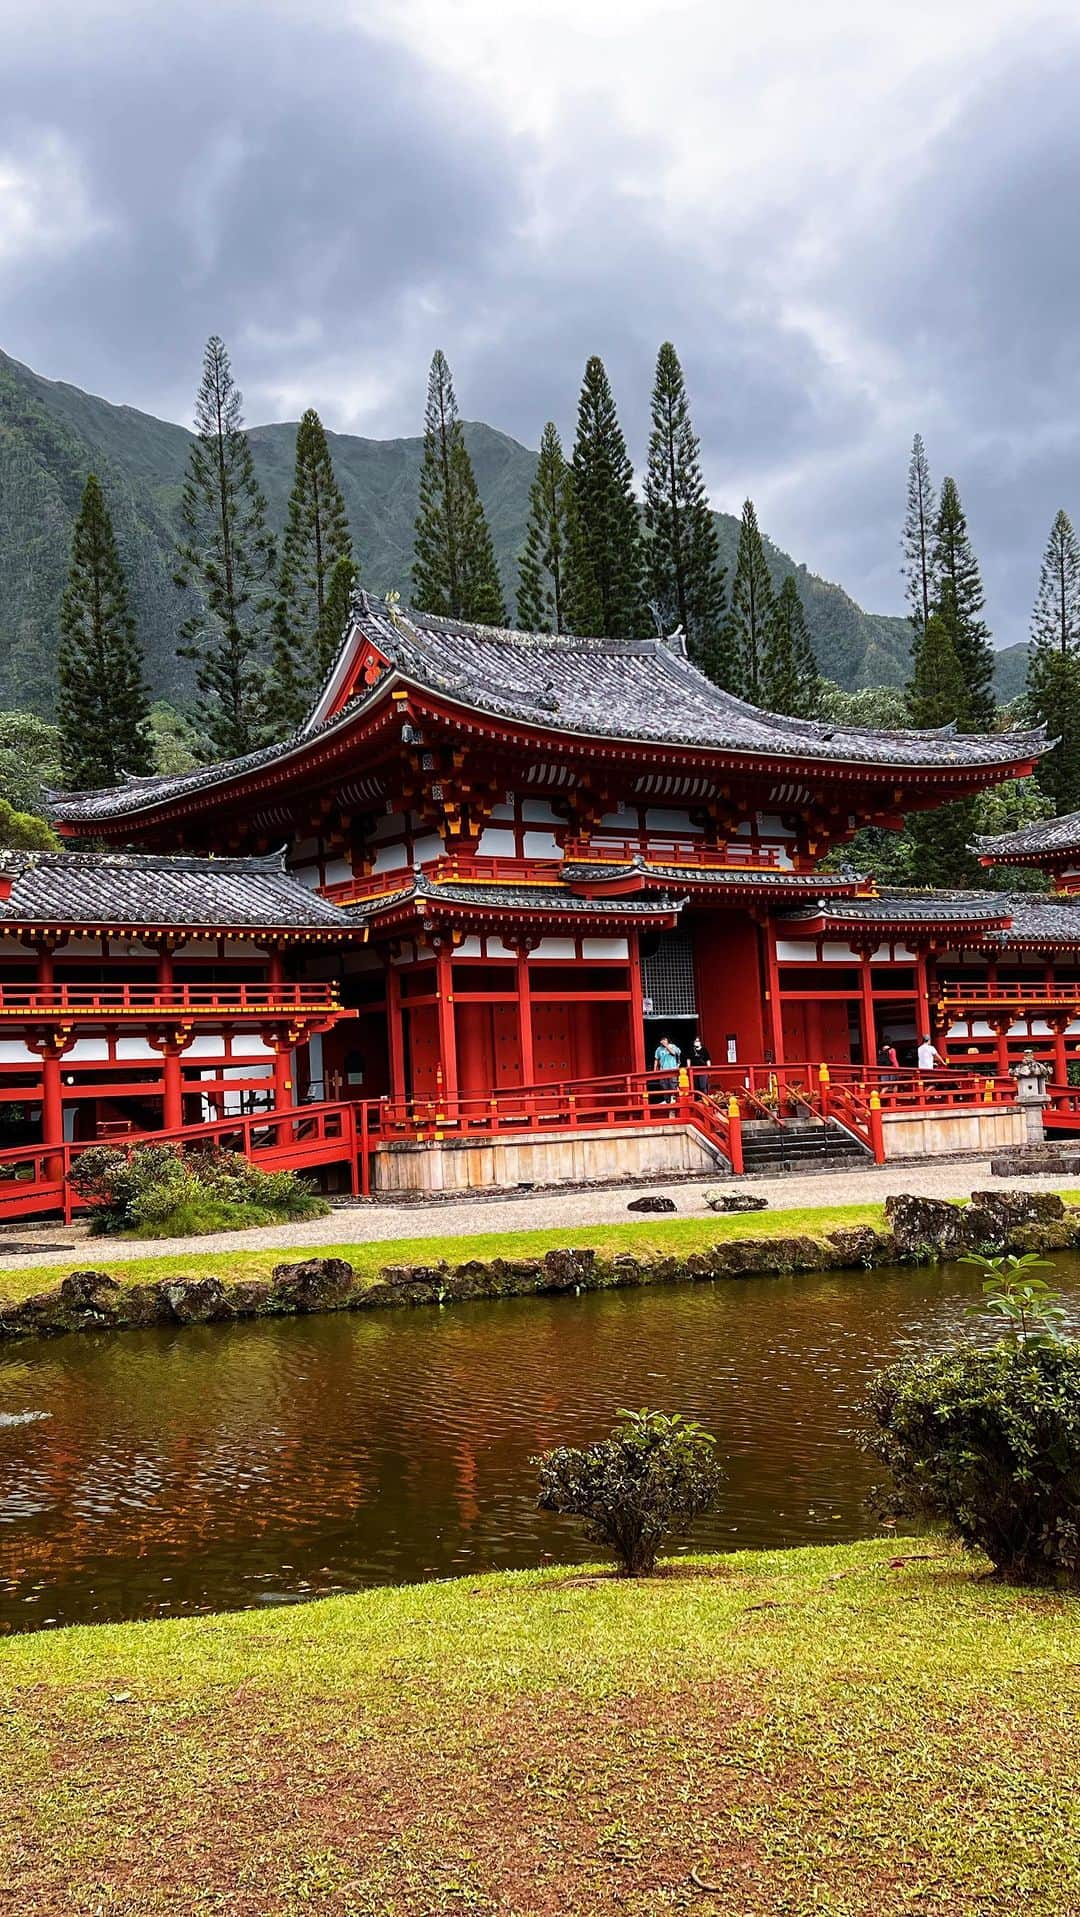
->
xmin=0 ymin=346 xmax=933 ymax=715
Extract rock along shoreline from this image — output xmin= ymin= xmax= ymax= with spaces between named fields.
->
xmin=0 ymin=1190 xmax=1075 ymax=1346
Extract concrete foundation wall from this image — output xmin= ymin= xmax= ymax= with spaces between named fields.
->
xmin=880 ymin=1105 xmax=1027 ymax=1159
xmin=374 ymin=1124 xmax=723 ymax=1193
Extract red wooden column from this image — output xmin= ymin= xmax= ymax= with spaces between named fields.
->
xmin=161 ymin=1044 xmax=185 ymax=1131
xmin=435 ymin=944 xmax=458 ymax=1099
xmin=516 ymin=946 xmax=535 ymax=1085
xmin=762 ymin=920 xmax=786 ymax=1065
xmin=36 ymin=940 xmax=55 ymax=996
xmin=386 ymin=960 xmax=407 ymax=1103
xmin=914 ymin=945 xmax=932 ymax=1043
xmin=272 ymin=1040 xmax=294 ymax=1111
xmin=33 ymin=947 xmax=65 ymax=1177
xmin=805 ymin=995 xmax=824 ymax=1066
xmin=626 ymin=928 xmax=647 ymax=1075
xmin=857 ymin=945 xmax=876 ymax=1068
xmin=40 ymin=1047 xmax=65 ymax=1178
xmin=1051 ymin=1017 xmax=1069 ymax=1084
xmin=157 ymin=941 xmax=175 ymax=996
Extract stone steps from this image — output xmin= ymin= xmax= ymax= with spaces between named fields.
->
xmin=739 ymin=1118 xmax=872 ymax=1176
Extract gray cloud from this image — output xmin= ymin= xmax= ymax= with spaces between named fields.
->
xmin=4 ymin=2 xmax=1080 ymax=644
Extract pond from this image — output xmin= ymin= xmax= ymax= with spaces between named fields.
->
xmin=3 ymin=1255 xmax=1079 ymax=1633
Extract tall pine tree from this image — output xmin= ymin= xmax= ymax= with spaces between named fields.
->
xmin=905 ymin=612 xmax=978 ymax=884
xmin=901 ymin=433 xmax=936 ymax=642
xmin=1027 ymin=508 xmax=1080 ymax=814
xmin=57 ymin=474 xmax=152 ymax=788
xmin=265 ymin=409 xmax=355 ymax=733
xmin=762 ymin=574 xmax=821 ymax=718
xmin=412 ymin=350 xmax=505 ymax=624
xmin=566 ymin=356 xmax=644 ymax=640
xmin=516 ymin=422 xmax=573 ymax=632
xmin=174 ymin=336 xmax=276 ymax=759
xmin=723 ymin=499 xmax=775 ymax=701
xmin=929 ymin=476 xmax=995 ymax=731
xmin=642 ymin=342 xmax=725 ymax=670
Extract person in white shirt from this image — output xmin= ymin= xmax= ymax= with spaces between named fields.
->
xmin=917 ymin=1034 xmax=946 ymax=1071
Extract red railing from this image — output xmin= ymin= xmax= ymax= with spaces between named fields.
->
xmin=0 ymin=982 xmax=341 ymax=1017
xmin=322 ymin=841 xmax=788 ymax=905
xmin=0 ymin=1061 xmax=1028 ymax=1225
xmin=370 ymin=1068 xmax=744 ymax=1174
xmin=939 ymin=981 xmax=1080 ymax=1009
xmin=562 ymin=836 xmax=781 ymax=871
xmin=0 ymin=1100 xmax=365 ymax=1224
xmin=0 ymin=1075 xmax=744 ymax=1225
xmin=322 ymin=868 xmax=423 ymax=904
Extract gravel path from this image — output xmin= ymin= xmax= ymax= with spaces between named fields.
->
xmin=0 ymin=1155 xmax=1074 ymax=1269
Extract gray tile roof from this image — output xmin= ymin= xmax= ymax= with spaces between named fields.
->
xmin=973 ymin=810 xmax=1080 ymax=861
xmin=777 ymin=890 xmax=1014 ymax=927
xmin=51 ymin=590 xmax=1047 ymax=827
xmin=778 ymin=887 xmax=1080 ymax=948
xmin=994 ymin=894 xmax=1080 ymax=944
xmin=325 ymin=596 xmax=1044 ymax=768
xmin=362 ymin=875 xmax=684 ymax=920
xmin=563 ymin=859 xmax=850 ymax=891
xmin=0 ymin=851 xmax=354 ymax=931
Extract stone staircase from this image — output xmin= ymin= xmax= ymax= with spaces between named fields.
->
xmin=739 ymin=1116 xmax=873 ymax=1176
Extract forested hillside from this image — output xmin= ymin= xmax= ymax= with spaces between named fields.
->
xmin=0 ymin=346 xmax=918 ymax=715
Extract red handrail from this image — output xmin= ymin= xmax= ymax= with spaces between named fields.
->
xmin=0 ymin=1061 xmax=1024 ymax=1225
xmin=0 ymin=982 xmax=341 ymax=1016
xmin=939 ymin=981 xmax=1080 ymax=1007
xmin=562 ymin=836 xmax=781 ymax=871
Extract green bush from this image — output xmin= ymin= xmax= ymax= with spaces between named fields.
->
xmin=862 ymin=1342 xmax=1080 ymax=1586
xmin=67 ymin=1142 xmax=330 ymax=1238
xmin=535 ymin=1408 xmax=724 ymax=1577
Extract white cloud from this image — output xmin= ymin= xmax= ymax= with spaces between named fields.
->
xmin=0 ymin=128 xmax=111 ymax=272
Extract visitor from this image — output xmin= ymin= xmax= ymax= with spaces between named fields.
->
xmin=690 ymin=1033 xmax=712 ymax=1093
xmin=917 ymin=1033 xmax=946 ymax=1072
xmin=653 ymin=1032 xmax=681 ymax=1103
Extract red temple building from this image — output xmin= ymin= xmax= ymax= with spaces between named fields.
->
xmin=1 ymin=589 xmax=1076 ymax=1209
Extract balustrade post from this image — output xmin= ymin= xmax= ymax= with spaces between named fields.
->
xmin=727 ymin=1095 xmax=744 ymax=1176
xmin=868 ymin=1089 xmax=885 ymax=1165
xmin=818 ymin=1060 xmax=831 ymax=1119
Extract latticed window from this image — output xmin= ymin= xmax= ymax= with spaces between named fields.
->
xmin=641 ymin=933 xmax=697 ymax=1017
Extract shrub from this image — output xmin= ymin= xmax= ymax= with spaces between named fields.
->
xmin=67 ymin=1142 xmax=330 ymax=1238
xmin=960 ymin=1250 xmax=1068 ymax=1347
xmin=534 ymin=1408 xmax=724 ymax=1577
xmin=861 ymin=1342 xmax=1080 ymax=1586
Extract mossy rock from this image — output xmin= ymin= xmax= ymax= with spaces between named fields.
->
xmin=1009 ymin=1220 xmax=1080 ymax=1254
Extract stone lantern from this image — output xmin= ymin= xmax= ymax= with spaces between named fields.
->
xmin=1011 ymin=1049 xmax=1052 ymax=1144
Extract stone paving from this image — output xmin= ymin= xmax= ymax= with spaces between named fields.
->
xmin=2 ymin=1154 xmax=1077 ymax=1269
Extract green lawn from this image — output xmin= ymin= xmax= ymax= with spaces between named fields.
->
xmin=2 ymin=1540 xmax=1078 ymax=1914
xmin=0 ymin=1200 xmax=892 ymax=1304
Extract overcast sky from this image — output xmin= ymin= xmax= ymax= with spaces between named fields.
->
xmin=2 ymin=0 xmax=1079 ymax=642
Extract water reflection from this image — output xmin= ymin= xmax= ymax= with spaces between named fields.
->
xmin=2 ymin=1257 xmax=1078 ymax=1632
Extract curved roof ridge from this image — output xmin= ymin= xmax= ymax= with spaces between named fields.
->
xmin=973 ymin=806 xmax=1080 ymax=859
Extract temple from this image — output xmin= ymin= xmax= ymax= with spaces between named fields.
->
xmin=3 ymin=589 xmax=1077 ymax=1207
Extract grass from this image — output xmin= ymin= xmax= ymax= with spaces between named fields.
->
xmin=0 ymin=1200 xmax=892 ymax=1305
xmin=2 ymin=1539 xmax=1078 ymax=1914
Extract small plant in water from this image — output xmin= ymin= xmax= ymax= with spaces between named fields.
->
xmin=960 ymin=1250 xmax=1068 ymax=1347
xmin=534 ymin=1408 xmax=724 ymax=1578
